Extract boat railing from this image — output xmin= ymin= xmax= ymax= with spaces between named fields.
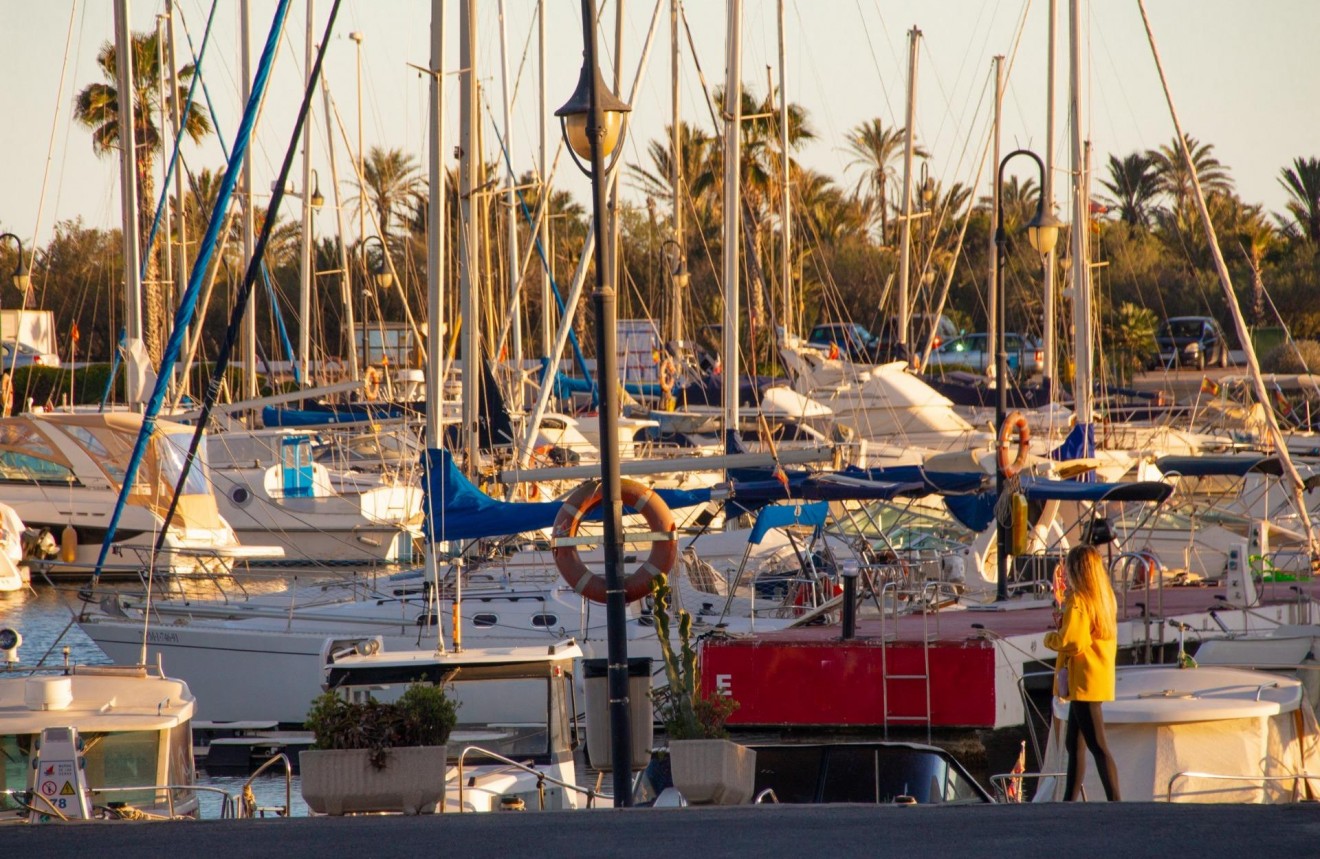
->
xmin=753 ymin=788 xmax=780 ymax=804
xmin=454 ymin=745 xmax=601 ymax=811
xmin=86 ymin=783 xmax=240 ymax=819
xmin=240 ymin=753 xmax=294 ymax=818
xmin=1166 ymin=770 xmax=1320 ymax=802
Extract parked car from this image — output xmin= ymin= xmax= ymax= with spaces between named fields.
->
xmin=0 ymin=341 xmax=59 ymax=369
xmin=876 ymin=314 xmax=959 ymax=361
xmin=926 ymin=332 xmax=1043 ymax=376
xmin=1156 ymin=316 xmax=1228 ymax=369
xmin=806 ymin=322 xmax=881 ymax=362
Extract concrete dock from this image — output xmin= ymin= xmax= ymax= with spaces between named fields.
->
xmin=4 ymin=803 xmax=1319 ymax=859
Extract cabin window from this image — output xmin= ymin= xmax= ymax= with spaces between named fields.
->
xmin=0 ymin=734 xmax=33 ymax=811
xmin=80 ymin=730 xmax=162 ymax=807
xmin=530 ymin=613 xmax=559 ymax=628
xmin=472 ymin=614 xmax=498 ymax=628
xmin=63 ymin=426 xmax=126 ymax=483
xmin=0 ymin=450 xmax=77 ymax=484
xmin=159 ymin=433 xmax=210 ymax=496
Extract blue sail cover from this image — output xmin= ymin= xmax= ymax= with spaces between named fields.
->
xmin=748 ymin=502 xmax=829 ymax=545
xmin=1018 ymin=476 xmax=1173 ymax=504
xmin=421 ymin=449 xmax=713 ymax=543
xmin=1155 ymin=454 xmax=1280 ymax=478
xmin=263 ymin=403 xmax=409 ymax=427
xmin=1050 ymin=421 xmax=1096 ymax=461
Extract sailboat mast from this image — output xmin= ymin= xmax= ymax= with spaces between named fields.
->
xmin=539 ymin=0 xmax=552 ymax=356
xmin=1068 ymin=0 xmax=1093 ymax=430
xmin=987 ymin=54 xmax=1003 ymax=383
xmin=1042 ymin=0 xmax=1058 ymax=392
xmin=671 ymin=0 xmax=684 ymax=345
xmin=722 ymin=0 xmax=742 ymax=452
xmin=426 ymin=0 xmax=447 ymax=451
xmin=299 ymin=0 xmax=315 ymax=389
xmin=241 ymin=0 xmax=258 ymax=402
xmin=166 ymin=0 xmax=190 ymax=396
xmin=498 ymin=0 xmax=521 ymax=366
xmin=322 ymin=80 xmax=358 ymax=384
xmin=777 ymin=0 xmax=790 ymax=335
xmin=113 ymin=0 xmax=144 ymax=405
xmin=459 ymin=0 xmax=481 ymax=476
xmin=896 ymin=26 xmax=920 ymax=356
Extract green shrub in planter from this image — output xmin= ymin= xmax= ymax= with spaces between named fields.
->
xmin=306 ymin=683 xmax=458 ymax=769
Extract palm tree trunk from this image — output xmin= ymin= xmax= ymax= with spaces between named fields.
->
xmin=137 ymin=153 xmax=164 ymax=368
xmin=878 ymin=173 xmax=888 ymax=244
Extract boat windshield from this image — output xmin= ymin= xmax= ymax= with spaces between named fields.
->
xmin=444 ymin=676 xmax=567 ymax=765
xmin=159 ymin=433 xmax=210 ymax=496
xmin=1 ymin=730 xmax=165 ymax=811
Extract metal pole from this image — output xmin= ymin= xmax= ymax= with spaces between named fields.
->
xmin=987 ymin=54 xmax=1003 ymax=384
xmin=322 ymin=80 xmax=358 ymax=384
xmin=671 ymin=0 xmax=684 ymax=344
xmin=896 ymin=26 xmax=920 ymax=356
xmin=459 ymin=0 xmax=481 ymax=478
xmin=1068 ymin=0 xmax=1092 ymax=427
xmin=299 ymin=0 xmax=314 ymax=389
xmin=777 ymin=0 xmax=790 ymax=336
xmin=539 ymin=0 xmax=552 ymax=356
xmin=350 ymin=30 xmax=365 ymax=374
xmin=1043 ymin=0 xmax=1058 ymax=392
xmin=579 ymin=0 xmax=633 ymax=809
xmin=498 ymin=0 xmax=522 ymax=366
xmin=608 ymin=0 xmax=625 ymax=351
xmin=155 ymin=16 xmax=174 ymax=346
xmin=427 ymin=0 xmax=447 ymax=447
xmin=723 ymin=0 xmax=742 ymax=460
xmin=166 ymin=0 xmax=190 ymax=397
xmin=241 ymin=0 xmax=258 ymax=401
xmin=114 ymin=0 xmax=144 ymax=404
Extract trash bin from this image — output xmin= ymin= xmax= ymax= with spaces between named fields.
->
xmin=583 ymin=657 xmax=653 ymax=771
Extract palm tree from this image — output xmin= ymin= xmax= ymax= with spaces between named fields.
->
xmin=1215 ymin=194 xmax=1276 ymax=325
xmin=842 ymin=118 xmax=926 ymax=243
xmin=1099 ymin=152 xmax=1160 ymax=228
xmin=74 ymin=31 xmax=212 ymax=366
xmin=1149 ymin=134 xmax=1233 ymax=212
xmin=1279 ymin=156 xmax=1320 ymax=243
xmin=355 ymin=147 xmax=426 ymax=237
xmin=628 ymin=121 xmax=720 ymax=246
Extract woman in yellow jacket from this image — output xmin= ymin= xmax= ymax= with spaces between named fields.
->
xmin=1045 ymin=545 xmax=1121 ymax=801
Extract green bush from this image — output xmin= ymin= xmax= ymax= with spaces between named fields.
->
xmin=306 ymin=683 xmax=457 ymax=769
xmin=1261 ymin=340 xmax=1320 ymax=374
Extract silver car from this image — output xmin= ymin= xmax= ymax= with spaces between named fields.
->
xmin=926 ymin=333 xmax=1042 ymax=376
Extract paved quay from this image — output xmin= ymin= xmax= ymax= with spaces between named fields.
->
xmin=4 ymin=803 xmax=1319 ymax=859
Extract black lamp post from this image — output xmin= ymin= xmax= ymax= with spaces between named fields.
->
xmin=0 ymin=234 xmax=31 ymax=297
xmin=994 ymin=149 xmax=1060 ymax=602
xmin=556 ymin=0 xmax=634 ymax=807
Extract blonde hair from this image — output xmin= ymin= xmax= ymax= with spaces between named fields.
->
xmin=1065 ymin=545 xmax=1117 ymax=640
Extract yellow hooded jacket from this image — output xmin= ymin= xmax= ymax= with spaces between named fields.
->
xmin=1044 ymin=596 xmax=1116 ymax=702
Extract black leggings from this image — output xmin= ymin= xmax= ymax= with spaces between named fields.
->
xmin=1063 ymin=700 xmax=1121 ymax=801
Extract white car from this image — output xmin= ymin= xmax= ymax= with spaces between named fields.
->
xmin=0 ymin=341 xmax=59 ymax=369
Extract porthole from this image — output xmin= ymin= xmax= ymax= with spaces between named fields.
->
xmin=230 ymin=486 xmax=252 ymax=506
xmin=531 ymin=613 xmax=558 ymax=628
xmin=472 ymin=613 xmax=497 ymax=628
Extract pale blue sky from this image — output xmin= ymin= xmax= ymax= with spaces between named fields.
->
xmin=2 ymin=0 xmax=1316 ymax=248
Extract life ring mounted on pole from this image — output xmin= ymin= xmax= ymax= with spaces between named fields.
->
xmin=363 ymin=366 xmax=382 ymax=401
xmin=658 ymin=357 xmax=677 ymax=392
xmin=997 ymin=410 xmax=1031 ymax=478
xmin=552 ymin=478 xmax=678 ymax=604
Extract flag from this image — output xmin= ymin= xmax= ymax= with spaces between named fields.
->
xmin=773 ymin=464 xmax=790 ymax=491
xmin=1273 ymin=387 xmax=1293 ymax=415
xmin=70 ymin=322 xmax=81 ymax=344
xmin=828 ymin=342 xmax=840 ymax=360
xmin=1006 ymin=740 xmax=1027 ymax=803
xmin=1200 ymin=376 xmax=1220 ymax=396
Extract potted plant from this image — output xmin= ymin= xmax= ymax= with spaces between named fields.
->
xmin=651 ymin=575 xmax=755 ymax=805
xmin=300 ymin=682 xmax=457 ymax=815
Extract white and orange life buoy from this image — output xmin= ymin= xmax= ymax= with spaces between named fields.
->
xmin=552 ymin=478 xmax=677 ymax=604
xmin=996 ymin=410 xmax=1031 ymax=478
xmin=363 ymin=367 xmax=382 ymax=401
xmin=658 ymin=357 xmax=677 ymax=392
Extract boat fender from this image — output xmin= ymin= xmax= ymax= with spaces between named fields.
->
xmin=60 ymin=525 xmax=78 ymax=564
xmin=996 ymin=411 xmax=1031 ymax=478
xmin=658 ymin=357 xmax=678 ymax=392
xmin=1010 ymin=493 xmax=1029 ymax=555
xmin=552 ymin=478 xmax=677 ymax=604
xmin=363 ymin=367 xmax=382 ymax=401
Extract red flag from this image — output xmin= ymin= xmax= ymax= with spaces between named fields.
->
xmin=828 ymin=342 xmax=840 ymax=360
xmin=1006 ymin=740 xmax=1027 ymax=803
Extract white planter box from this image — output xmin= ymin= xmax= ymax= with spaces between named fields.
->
xmin=300 ymin=746 xmax=448 ymax=815
xmin=670 ymin=739 xmax=756 ymax=806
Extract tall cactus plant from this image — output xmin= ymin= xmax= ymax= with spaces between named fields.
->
xmin=651 ymin=574 xmax=737 ymax=739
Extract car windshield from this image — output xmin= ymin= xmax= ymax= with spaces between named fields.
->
xmin=1163 ymin=320 xmax=1206 ymax=338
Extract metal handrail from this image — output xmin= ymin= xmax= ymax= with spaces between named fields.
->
xmin=455 ymin=745 xmax=600 ymax=812
xmin=1166 ymin=770 xmax=1320 ymax=802
xmin=89 ymin=783 xmax=236 ymax=819
xmin=241 ymin=753 xmax=293 ymax=818
xmin=754 ymin=788 xmax=780 ymax=804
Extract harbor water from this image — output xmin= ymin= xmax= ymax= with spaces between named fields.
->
xmin=1 ymin=583 xmax=311 ymax=817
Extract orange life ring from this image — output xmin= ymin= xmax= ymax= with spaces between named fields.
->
xmin=363 ymin=367 xmax=382 ymax=401
xmin=658 ymin=357 xmax=677 ymax=392
xmin=996 ymin=411 xmax=1031 ymax=477
xmin=552 ymin=478 xmax=677 ymax=604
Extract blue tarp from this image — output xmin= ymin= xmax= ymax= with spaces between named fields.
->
xmin=1155 ymin=454 xmax=1281 ymax=478
xmin=1050 ymin=421 xmax=1096 ymax=462
xmin=748 ymin=502 xmax=829 ymax=545
xmin=944 ymin=493 xmax=997 ymax=532
xmin=842 ymin=465 xmax=986 ymax=495
xmin=1018 ymin=476 xmax=1172 ymax=504
xmin=421 ymin=448 xmax=713 ymax=543
xmin=263 ymin=403 xmax=409 ymax=427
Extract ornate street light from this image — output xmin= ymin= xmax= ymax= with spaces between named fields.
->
xmin=309 ymin=168 xmax=325 ymax=211
xmin=993 ymin=149 xmax=1061 ymax=602
xmin=557 ymin=0 xmax=635 ymax=808
xmin=0 ymin=234 xmax=30 ymax=293
xmin=363 ymin=235 xmax=393 ymax=290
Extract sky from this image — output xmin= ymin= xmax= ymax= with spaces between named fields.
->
xmin=1 ymin=0 xmax=1317 ymax=250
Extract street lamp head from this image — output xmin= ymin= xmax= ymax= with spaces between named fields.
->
xmin=1026 ymin=209 xmax=1063 ymax=256
xmin=555 ymin=52 xmax=631 ymax=163
xmin=309 ymin=169 xmax=325 ymax=211
xmin=0 ymin=234 xmax=28 ymax=293
xmin=364 ymin=235 xmax=393 ymax=290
